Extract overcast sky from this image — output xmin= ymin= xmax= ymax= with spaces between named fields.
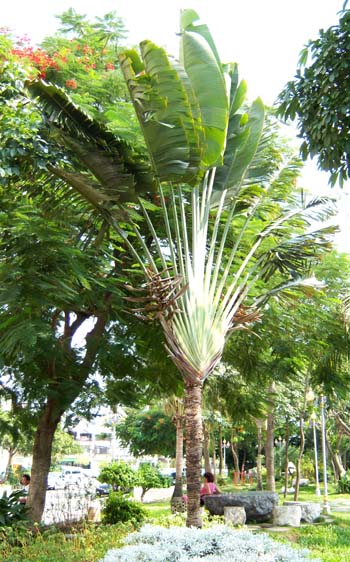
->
xmin=2 ymin=0 xmax=342 ymax=105
xmin=2 ymin=0 xmax=349 ymax=249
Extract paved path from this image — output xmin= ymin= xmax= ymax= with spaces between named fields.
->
xmin=328 ymin=499 xmax=350 ymax=513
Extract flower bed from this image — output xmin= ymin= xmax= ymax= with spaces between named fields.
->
xmin=99 ymin=524 xmax=320 ymax=562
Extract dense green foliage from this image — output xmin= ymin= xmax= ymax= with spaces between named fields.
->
xmin=102 ymin=492 xmax=146 ymax=526
xmin=337 ymin=470 xmax=350 ymax=494
xmin=136 ymin=463 xmax=171 ymax=500
xmin=0 ymin=10 xmax=181 ymax=521
xmin=115 ymin=408 xmax=176 ymax=457
xmin=277 ymin=7 xmax=350 ymax=186
xmin=98 ymin=461 xmax=137 ymax=493
xmin=0 ymin=521 xmax=134 ymax=562
xmin=0 ymin=491 xmax=29 ymax=527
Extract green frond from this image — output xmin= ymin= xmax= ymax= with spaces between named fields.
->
xmin=119 ymin=42 xmax=203 ymax=185
xmin=28 ymin=80 xmax=157 ymax=200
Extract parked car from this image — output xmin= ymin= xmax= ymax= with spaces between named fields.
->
xmin=61 ymin=467 xmax=87 ymax=487
xmin=160 ymin=468 xmax=186 ymax=485
xmin=47 ymin=472 xmax=65 ymax=490
xmin=95 ymin=482 xmax=111 ymax=496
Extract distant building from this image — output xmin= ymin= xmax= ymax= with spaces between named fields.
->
xmin=67 ymin=407 xmax=133 ymax=472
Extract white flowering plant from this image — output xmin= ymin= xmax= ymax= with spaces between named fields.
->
xmin=99 ymin=524 xmax=320 ymax=562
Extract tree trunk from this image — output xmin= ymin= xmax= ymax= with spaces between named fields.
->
xmin=255 ymin=419 xmax=264 ymax=491
xmin=4 ymin=447 xmax=16 ymax=481
xmin=27 ymin=313 xmax=107 ymax=522
xmin=203 ymin=422 xmax=211 ymax=473
xmin=283 ymin=422 xmax=290 ymax=499
xmin=328 ymin=440 xmax=346 ymax=481
xmin=211 ymin=430 xmax=217 ymax=479
xmin=218 ymin=426 xmax=223 ymax=476
xmin=171 ymin=413 xmax=184 ymax=500
xmin=293 ymin=415 xmax=305 ymax=501
xmin=241 ymin=450 xmax=246 ymax=473
xmin=231 ymin=439 xmax=240 ymax=475
xmin=184 ymin=379 xmax=203 ymax=528
xmin=265 ymin=384 xmax=275 ymax=492
xmin=26 ymin=398 xmax=63 ymax=522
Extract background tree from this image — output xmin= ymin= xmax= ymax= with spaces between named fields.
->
xmin=0 ymin=13 xmax=181 ymax=523
xmin=98 ymin=460 xmax=136 ymax=494
xmin=50 ymin=426 xmax=83 ymax=469
xmin=136 ymin=463 xmax=170 ymax=502
xmin=115 ymin=408 xmax=176 ymax=458
xmin=163 ymin=396 xmax=185 ymax=510
xmin=277 ymin=6 xmax=350 ymax=185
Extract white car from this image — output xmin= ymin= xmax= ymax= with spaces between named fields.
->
xmin=61 ymin=467 xmax=89 ymax=487
xmin=47 ymin=472 xmax=65 ymax=490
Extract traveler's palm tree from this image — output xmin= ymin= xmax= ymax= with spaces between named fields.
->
xmin=29 ymin=10 xmax=336 ymax=526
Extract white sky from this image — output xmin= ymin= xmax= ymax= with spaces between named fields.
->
xmin=2 ymin=0 xmax=350 ymax=250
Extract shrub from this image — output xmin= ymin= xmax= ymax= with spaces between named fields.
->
xmin=337 ymin=470 xmax=350 ymax=493
xmin=99 ymin=461 xmax=137 ymax=495
xmin=98 ymin=524 xmax=320 ymax=562
xmin=0 ymin=490 xmax=29 ymax=527
xmin=136 ymin=464 xmax=170 ymax=501
xmin=102 ymin=492 xmax=145 ymax=526
xmin=300 ymin=456 xmax=316 ymax=481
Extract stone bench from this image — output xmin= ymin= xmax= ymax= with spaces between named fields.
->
xmin=204 ymin=491 xmax=279 ymax=522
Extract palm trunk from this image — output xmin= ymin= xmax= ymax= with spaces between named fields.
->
xmin=184 ymin=379 xmax=203 ymax=528
xmin=26 ymin=398 xmax=63 ymax=522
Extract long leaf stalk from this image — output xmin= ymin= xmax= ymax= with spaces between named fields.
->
xmin=159 ymin=186 xmax=178 ymax=276
xmin=137 ymin=198 xmax=169 ymax=275
xmin=211 ymin=193 xmax=264 ymax=310
xmin=170 ymin=187 xmax=185 ymax=279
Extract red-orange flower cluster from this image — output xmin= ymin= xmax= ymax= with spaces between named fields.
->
xmin=10 ymin=36 xmax=116 ymax=89
xmin=11 ymin=46 xmax=60 ymax=79
xmin=65 ymin=79 xmax=77 ymax=89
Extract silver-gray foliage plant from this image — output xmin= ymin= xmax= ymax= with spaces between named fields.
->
xmin=99 ymin=524 xmax=320 ymax=562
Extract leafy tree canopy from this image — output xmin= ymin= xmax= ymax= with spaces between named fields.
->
xmin=115 ymin=408 xmax=176 ymax=458
xmin=98 ymin=460 xmax=136 ymax=493
xmin=277 ymin=6 xmax=350 ymax=186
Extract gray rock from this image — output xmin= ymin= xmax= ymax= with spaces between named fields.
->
xmin=283 ymin=501 xmax=321 ymax=523
xmin=204 ymin=491 xmax=279 ymax=522
xmin=224 ymin=506 xmax=246 ymax=526
xmin=273 ymin=505 xmax=302 ymax=527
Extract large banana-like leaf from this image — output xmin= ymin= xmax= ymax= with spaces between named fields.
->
xmin=180 ymin=9 xmax=221 ymax=67
xmin=28 ymin=80 xmax=156 ymax=200
xmin=119 ymin=43 xmax=203 ymax=186
xmin=213 ymin=94 xmax=265 ymax=199
xmin=180 ymin=11 xmax=229 ymax=166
